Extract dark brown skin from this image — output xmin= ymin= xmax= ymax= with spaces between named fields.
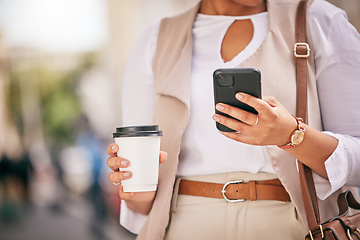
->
xmin=199 ymin=0 xmax=266 ymax=16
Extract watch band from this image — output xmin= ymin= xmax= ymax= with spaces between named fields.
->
xmin=278 ymin=116 xmax=305 ymax=149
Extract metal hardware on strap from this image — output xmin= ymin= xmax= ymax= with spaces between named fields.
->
xmin=319 ymin=225 xmax=324 ymax=239
xmin=308 ymin=225 xmax=324 ymax=240
xmin=347 ymin=229 xmax=354 ymax=240
xmin=294 ymin=42 xmax=310 ymax=58
xmin=221 ymin=180 xmax=244 ymax=203
xmin=308 ymin=230 xmax=314 ymax=240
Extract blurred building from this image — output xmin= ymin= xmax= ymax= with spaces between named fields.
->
xmin=103 ymin=0 xmax=198 ymax=125
xmin=0 ymin=34 xmax=21 ymax=160
xmin=328 ymin=0 xmax=360 ymax=31
xmin=0 ymin=1 xmax=198 ymax=240
xmin=0 ymin=34 xmax=6 ymax=157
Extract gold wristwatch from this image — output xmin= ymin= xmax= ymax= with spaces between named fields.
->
xmin=278 ymin=117 xmax=305 ymax=149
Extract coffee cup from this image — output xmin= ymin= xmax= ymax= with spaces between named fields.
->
xmin=113 ymin=125 xmax=162 ymax=192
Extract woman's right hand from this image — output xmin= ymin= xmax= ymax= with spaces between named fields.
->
xmin=106 ymin=143 xmax=168 ymax=215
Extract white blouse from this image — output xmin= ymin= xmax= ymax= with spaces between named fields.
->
xmin=120 ymin=0 xmax=360 ymax=234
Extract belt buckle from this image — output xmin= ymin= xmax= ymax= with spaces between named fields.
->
xmin=221 ymin=180 xmax=244 ymax=203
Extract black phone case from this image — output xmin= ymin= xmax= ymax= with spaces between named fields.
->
xmin=213 ymin=68 xmax=261 ymax=132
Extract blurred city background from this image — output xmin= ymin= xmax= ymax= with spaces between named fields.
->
xmin=0 ymin=1 xmax=359 ymax=240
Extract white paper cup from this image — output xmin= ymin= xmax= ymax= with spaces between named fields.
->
xmin=113 ymin=125 xmax=162 ymax=192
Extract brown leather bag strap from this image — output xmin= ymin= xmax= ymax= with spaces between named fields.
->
xmin=295 ymin=0 xmax=309 ymax=124
xmin=337 ymin=190 xmax=360 ymax=216
xmin=294 ymin=0 xmax=322 ymax=231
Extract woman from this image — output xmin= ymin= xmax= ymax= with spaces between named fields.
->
xmin=106 ymin=0 xmax=360 ymax=239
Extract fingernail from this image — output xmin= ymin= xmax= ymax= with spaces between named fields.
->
xmin=213 ymin=115 xmax=220 ymax=122
xmin=236 ymin=93 xmax=243 ymax=100
xmin=120 ymin=160 xmax=128 ymax=167
xmin=111 ymin=145 xmax=116 ymax=150
xmin=216 ymin=104 xmax=225 ymax=111
xmin=123 ymin=172 xmax=130 ymax=178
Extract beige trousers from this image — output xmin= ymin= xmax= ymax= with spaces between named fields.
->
xmin=165 ymin=172 xmax=307 ymax=240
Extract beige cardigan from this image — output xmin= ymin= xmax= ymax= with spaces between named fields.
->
xmin=136 ymin=0 xmax=356 ymax=239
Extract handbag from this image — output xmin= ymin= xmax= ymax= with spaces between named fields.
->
xmin=294 ymin=1 xmax=360 ymax=239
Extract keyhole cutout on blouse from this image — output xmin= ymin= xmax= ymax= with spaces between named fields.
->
xmin=221 ymin=19 xmax=254 ymax=63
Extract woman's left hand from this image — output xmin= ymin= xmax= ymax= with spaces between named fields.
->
xmin=213 ymin=92 xmax=297 ymax=146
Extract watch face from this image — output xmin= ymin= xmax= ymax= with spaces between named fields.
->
xmin=291 ymin=130 xmax=305 ymax=145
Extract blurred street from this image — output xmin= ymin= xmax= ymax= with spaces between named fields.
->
xmin=0 ymin=1 xmax=195 ymax=240
xmin=0 ymin=199 xmax=136 ymax=240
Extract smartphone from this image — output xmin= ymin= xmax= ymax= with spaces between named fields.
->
xmin=213 ymin=68 xmax=261 ymax=132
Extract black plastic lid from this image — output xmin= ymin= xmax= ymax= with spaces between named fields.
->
xmin=116 ymin=125 xmax=159 ymax=133
xmin=113 ymin=125 xmax=162 ymax=138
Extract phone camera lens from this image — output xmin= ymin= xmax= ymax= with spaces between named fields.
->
xmin=217 ymin=74 xmax=234 ymax=87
